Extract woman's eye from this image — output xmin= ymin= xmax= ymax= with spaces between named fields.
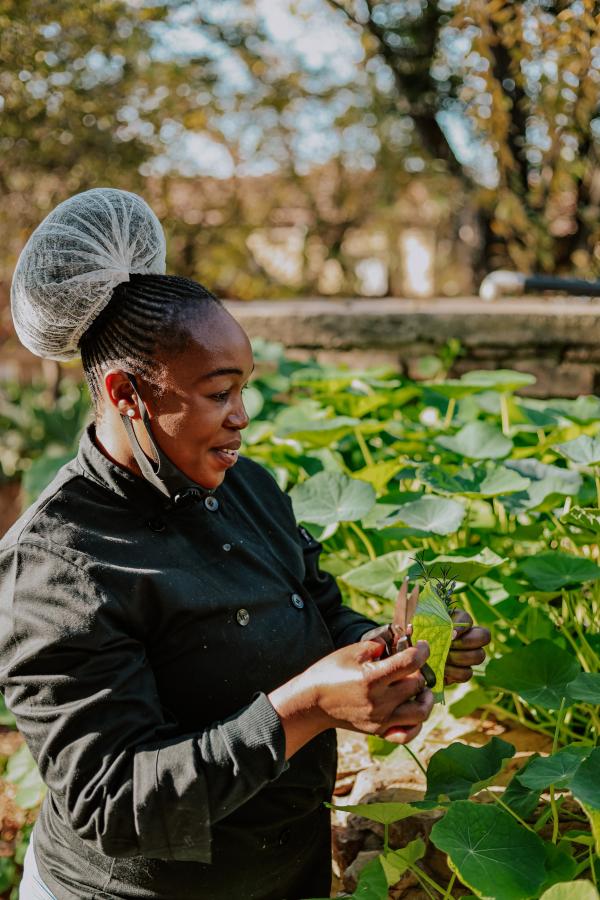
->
xmin=212 ymin=391 xmax=230 ymax=402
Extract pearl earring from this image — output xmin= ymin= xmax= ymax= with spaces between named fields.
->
xmin=127 ymin=409 xmax=135 ymax=418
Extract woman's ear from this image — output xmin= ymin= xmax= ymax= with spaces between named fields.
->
xmin=103 ymin=370 xmax=140 ymax=419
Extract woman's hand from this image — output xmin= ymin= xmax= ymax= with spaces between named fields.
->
xmin=268 ymin=639 xmax=434 ymax=759
xmin=444 ymin=609 xmax=490 ymax=684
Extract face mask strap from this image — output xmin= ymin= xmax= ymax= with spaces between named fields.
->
xmin=119 ymin=374 xmax=213 ymax=507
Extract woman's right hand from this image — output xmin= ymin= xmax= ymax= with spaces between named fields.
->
xmin=268 ymin=639 xmax=434 ymax=759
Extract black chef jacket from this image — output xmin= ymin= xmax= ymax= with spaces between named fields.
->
xmin=0 ymin=426 xmax=376 ymax=900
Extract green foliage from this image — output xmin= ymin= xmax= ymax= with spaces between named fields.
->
xmin=4 ymin=345 xmax=600 ymax=898
xmin=424 ymin=737 xmax=515 ymax=803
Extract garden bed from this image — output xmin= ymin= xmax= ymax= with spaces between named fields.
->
xmin=1 ymin=342 xmax=600 ymax=899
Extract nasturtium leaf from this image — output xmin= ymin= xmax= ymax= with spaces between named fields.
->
xmin=502 ymin=755 xmax=542 ymax=819
xmin=517 ymin=745 xmax=592 ymax=791
xmin=330 ymin=801 xmax=418 ymax=826
xmin=581 ymin=804 xmax=600 ymax=856
xmin=547 ymin=395 xmax=600 ymax=424
xmin=519 ymin=551 xmax=600 ymax=592
xmin=419 ymin=462 xmax=530 ymax=498
xmin=352 ymin=856 xmax=389 ymax=900
xmin=382 ymin=495 xmax=466 ymax=535
xmin=436 ymin=421 xmax=513 ymax=460
xmin=5 ymin=743 xmax=46 ymax=809
xmin=380 ymin=839 xmax=426 ymax=885
xmin=569 ymin=748 xmax=600 ymax=810
xmin=567 ymin=672 xmax=600 ymax=704
xmin=540 ymin=882 xmax=600 ymax=900
xmin=289 ymin=472 xmax=376 ymax=525
xmin=539 ymin=842 xmax=577 ymax=894
xmin=460 ymin=368 xmax=537 ymax=392
xmin=501 ymin=459 xmax=581 ymax=512
xmin=424 ymin=379 xmax=482 ymax=399
xmin=353 ymin=460 xmax=405 ymax=494
xmin=285 ymin=416 xmax=361 ymax=447
xmin=449 ymin=685 xmax=494 ymax=719
xmin=340 ymin=551 xmax=413 ymax=601
xmin=554 ymin=435 xmax=600 ymax=466
xmin=430 ymin=800 xmax=547 ymax=900
xmin=415 ymin=548 xmax=507 ymax=584
xmin=333 ymin=391 xmax=388 ymax=419
xmin=425 ymin=737 xmax=515 ymax=803
xmin=485 ymin=640 xmax=581 ymax=709
xmin=241 ymin=384 xmax=264 ymax=419
xmin=411 ymin=582 xmax=453 ymax=695
xmin=561 ymin=506 xmax=600 ymax=536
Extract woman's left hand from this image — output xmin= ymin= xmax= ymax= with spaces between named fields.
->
xmin=444 ymin=609 xmax=490 ymax=685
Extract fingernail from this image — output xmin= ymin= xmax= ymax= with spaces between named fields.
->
xmin=416 ymin=640 xmax=428 ymax=649
xmin=452 ymin=629 xmax=459 ymax=640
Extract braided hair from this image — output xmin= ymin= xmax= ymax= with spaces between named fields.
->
xmin=79 ymin=274 xmax=222 ymax=407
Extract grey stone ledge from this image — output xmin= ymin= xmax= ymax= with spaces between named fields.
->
xmin=225 ymin=296 xmax=600 ymax=350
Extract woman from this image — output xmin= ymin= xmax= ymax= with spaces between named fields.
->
xmin=1 ymin=189 xmax=489 ymax=900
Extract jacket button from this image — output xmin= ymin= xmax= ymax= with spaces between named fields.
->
xmin=223 ymin=543 xmax=232 ymax=551
xmin=148 ymin=518 xmax=165 ymax=532
xmin=290 ymin=593 xmax=305 ymax=609
xmin=236 ymin=608 xmax=250 ymax=626
xmin=204 ymin=496 xmax=219 ymax=512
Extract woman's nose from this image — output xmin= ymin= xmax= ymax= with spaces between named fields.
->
xmin=226 ymin=400 xmax=249 ymax=430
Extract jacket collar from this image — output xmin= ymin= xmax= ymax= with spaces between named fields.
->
xmin=77 ymin=424 xmax=169 ymax=511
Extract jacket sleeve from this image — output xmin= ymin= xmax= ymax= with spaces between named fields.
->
xmin=0 ymin=541 xmax=287 ymax=864
xmin=298 ymin=525 xmax=378 ymax=647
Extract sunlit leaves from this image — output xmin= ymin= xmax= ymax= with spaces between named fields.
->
xmin=436 ymin=421 xmax=513 ymax=460
xmin=519 ymin=551 xmax=600 ymax=592
xmin=381 ymin=495 xmax=466 ymax=535
xmin=289 ymin=471 xmax=376 ymax=525
xmin=425 ymin=737 xmax=515 ymax=802
xmin=485 ymin=640 xmax=581 ymax=709
xmin=340 ymin=551 xmax=412 ymax=600
xmin=430 ymin=801 xmax=548 ymax=900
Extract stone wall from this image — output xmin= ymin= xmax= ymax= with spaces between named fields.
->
xmin=226 ymin=296 xmax=600 ymax=398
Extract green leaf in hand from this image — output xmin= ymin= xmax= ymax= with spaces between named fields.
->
xmin=411 ymin=581 xmax=453 ymax=697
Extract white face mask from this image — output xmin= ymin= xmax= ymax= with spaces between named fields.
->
xmin=10 ymin=187 xmax=166 ymax=362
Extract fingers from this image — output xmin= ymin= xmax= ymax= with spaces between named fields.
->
xmin=383 ymin=723 xmax=423 ymax=744
xmin=381 ymin=686 xmax=435 ymax=741
xmin=451 ymin=608 xmax=472 ymax=627
xmin=369 ymin=640 xmax=430 ymax=684
xmin=447 ymin=648 xmax=486 ymax=668
xmin=450 ymin=626 xmax=491 ymax=651
xmin=444 ymin=664 xmax=475 ymax=684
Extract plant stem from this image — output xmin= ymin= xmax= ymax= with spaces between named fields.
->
xmin=485 ymin=790 xmax=536 ymax=832
xmin=411 ymin=864 xmax=448 ymax=896
xmin=590 ymin=844 xmax=598 ymax=888
xmin=442 ymin=871 xmax=456 ymax=900
xmin=354 ymin=428 xmax=374 ymax=467
xmin=403 ymin=743 xmax=428 ymax=778
xmin=595 ymin=468 xmax=600 ymax=508
xmin=549 ymin=698 xmax=567 ymax=844
xmin=384 ymin=823 xmax=389 ymax=854
xmin=411 ymin=868 xmax=437 ymax=900
xmin=444 ymin=397 xmax=456 ymax=428
xmin=500 ymin=393 xmax=511 ymax=436
xmin=347 ymin=521 xmax=376 ymax=561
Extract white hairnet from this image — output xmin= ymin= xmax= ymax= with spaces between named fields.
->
xmin=10 ymin=187 xmax=167 ymax=361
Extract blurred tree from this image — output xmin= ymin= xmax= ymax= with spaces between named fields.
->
xmin=323 ymin=0 xmax=600 ymax=276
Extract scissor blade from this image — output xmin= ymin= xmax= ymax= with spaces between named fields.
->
xmin=406 ymin=584 xmax=419 ymax=628
xmin=393 ymin=578 xmax=409 ymax=632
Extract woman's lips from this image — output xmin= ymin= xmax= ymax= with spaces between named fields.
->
xmin=211 ymin=447 xmax=239 ymax=468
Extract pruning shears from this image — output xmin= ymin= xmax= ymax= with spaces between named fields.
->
xmin=382 ymin=579 xmax=437 ymax=689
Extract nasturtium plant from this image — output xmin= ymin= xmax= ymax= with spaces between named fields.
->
xmin=430 ymin=801 xmax=548 ymax=900
xmin=424 ymin=737 xmax=515 ymax=803
xmin=289 ymin=471 xmax=376 ymax=526
xmin=519 ymin=552 xmax=600 ymax=592
xmin=436 ymin=420 xmax=513 ymax=460
xmin=485 ymin=640 xmax=581 ymax=709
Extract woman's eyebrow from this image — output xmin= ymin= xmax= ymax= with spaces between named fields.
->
xmin=199 ymin=364 xmax=255 ymax=381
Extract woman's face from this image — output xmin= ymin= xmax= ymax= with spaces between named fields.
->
xmin=139 ymin=306 xmax=254 ymax=490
